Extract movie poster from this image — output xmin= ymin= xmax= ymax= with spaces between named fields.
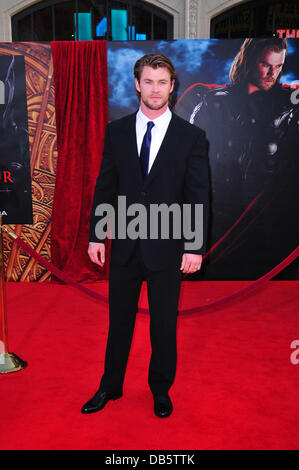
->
xmin=107 ymin=39 xmax=299 ymax=280
xmin=0 ymin=54 xmax=32 ymax=224
xmin=1 ymin=42 xmax=57 ymax=282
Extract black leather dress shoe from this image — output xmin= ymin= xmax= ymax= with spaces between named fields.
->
xmin=81 ymin=389 xmax=122 ymax=414
xmin=154 ymin=394 xmax=173 ymax=418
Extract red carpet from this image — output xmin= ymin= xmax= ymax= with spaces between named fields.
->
xmin=0 ymin=280 xmax=298 ymax=450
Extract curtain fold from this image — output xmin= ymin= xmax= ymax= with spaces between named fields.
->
xmin=51 ymin=40 xmax=109 ymax=282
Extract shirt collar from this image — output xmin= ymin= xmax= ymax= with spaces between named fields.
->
xmin=137 ymin=106 xmax=172 ymax=130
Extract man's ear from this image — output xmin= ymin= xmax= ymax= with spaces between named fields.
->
xmin=135 ymin=77 xmax=141 ymax=93
xmin=170 ymin=79 xmax=175 ymax=93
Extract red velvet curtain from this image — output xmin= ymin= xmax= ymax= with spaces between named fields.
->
xmin=51 ymin=41 xmax=109 ymax=282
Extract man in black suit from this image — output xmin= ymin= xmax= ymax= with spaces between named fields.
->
xmin=81 ymin=54 xmax=210 ymax=417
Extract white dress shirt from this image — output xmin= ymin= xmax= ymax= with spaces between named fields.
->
xmin=136 ymin=106 xmax=172 ymax=174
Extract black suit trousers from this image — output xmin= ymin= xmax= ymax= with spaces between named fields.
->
xmin=99 ymin=240 xmax=182 ymax=396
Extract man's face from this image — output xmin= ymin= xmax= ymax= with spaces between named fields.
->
xmin=135 ymin=65 xmax=174 ymax=111
xmin=251 ymin=49 xmax=286 ymax=91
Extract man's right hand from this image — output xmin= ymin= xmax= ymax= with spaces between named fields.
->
xmin=88 ymin=242 xmax=105 ymax=267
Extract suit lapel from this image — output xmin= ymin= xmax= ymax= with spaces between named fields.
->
xmin=122 ymin=111 xmax=143 ymax=185
xmin=145 ymin=112 xmax=179 ymax=187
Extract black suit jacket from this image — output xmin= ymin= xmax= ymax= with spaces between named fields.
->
xmin=89 ymin=111 xmax=210 ymax=270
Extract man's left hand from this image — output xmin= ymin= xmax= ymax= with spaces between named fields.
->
xmin=180 ymin=253 xmax=203 ymax=274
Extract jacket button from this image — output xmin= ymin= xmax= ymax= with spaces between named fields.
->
xmin=141 ymin=191 xmax=146 ymax=196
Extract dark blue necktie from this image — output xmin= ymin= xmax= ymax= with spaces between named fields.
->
xmin=140 ymin=121 xmax=155 ymax=182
